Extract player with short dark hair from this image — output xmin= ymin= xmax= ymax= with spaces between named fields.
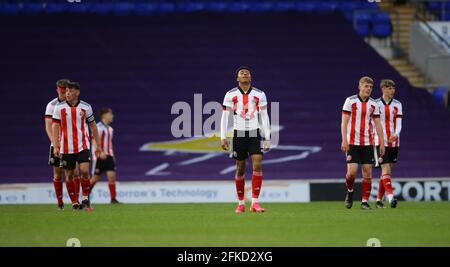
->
xmin=220 ymin=66 xmax=271 ymax=213
xmin=341 ymin=76 xmax=385 ymax=210
xmin=374 ymin=79 xmax=402 ymax=208
xmin=45 ymin=79 xmax=69 ymax=210
xmin=90 ymin=107 xmax=121 ymax=204
xmin=52 ymin=82 xmax=102 ymax=211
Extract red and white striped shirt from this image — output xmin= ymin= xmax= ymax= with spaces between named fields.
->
xmin=374 ymin=98 xmax=403 ymax=147
xmin=45 ymin=97 xmax=64 ymax=146
xmin=221 ymin=86 xmax=270 ymax=140
xmin=342 ymin=95 xmax=380 ymax=146
xmin=52 ymin=100 xmax=95 ymax=154
xmin=96 ymin=121 xmax=114 ymax=156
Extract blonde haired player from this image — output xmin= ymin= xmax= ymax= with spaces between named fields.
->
xmin=341 ymin=76 xmax=385 ymax=209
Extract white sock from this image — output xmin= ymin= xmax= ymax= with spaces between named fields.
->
xmin=238 ymin=200 xmax=245 ymax=205
xmin=387 ymin=194 xmax=394 ymax=203
xmin=251 ymin=198 xmax=259 ymax=204
xmin=82 ymin=196 xmax=88 ymax=201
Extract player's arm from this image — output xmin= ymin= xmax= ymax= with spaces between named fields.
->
xmin=220 ymin=92 xmax=232 ymax=151
xmin=45 ymin=117 xmax=53 ymax=143
xmin=390 ymin=104 xmax=403 ymax=143
xmin=89 ymin=121 xmax=103 ymax=157
xmin=220 ymin=107 xmax=230 ymax=151
xmin=51 ymin=107 xmax=61 ymax=157
xmin=341 ymin=113 xmax=350 ymax=152
xmin=374 ymin=117 xmax=385 ymax=156
xmin=259 ymin=93 xmax=270 ymax=151
xmin=44 ymin=103 xmax=54 ymax=143
xmin=341 ymin=98 xmax=351 ymax=153
xmin=52 ymin=120 xmax=61 ymax=157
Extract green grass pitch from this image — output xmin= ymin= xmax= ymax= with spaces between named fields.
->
xmin=1 ymin=202 xmax=450 ymax=247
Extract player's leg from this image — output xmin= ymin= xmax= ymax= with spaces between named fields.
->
xmin=235 ymin=159 xmax=246 ymax=213
xmin=90 ymin=158 xmax=103 ymax=192
xmin=345 ymin=163 xmax=358 ymax=209
xmin=50 ymin=146 xmax=64 ymax=210
xmin=106 ymin=171 xmax=120 ymax=204
xmin=73 ymin=163 xmax=81 ymax=203
xmin=52 ymin=166 xmax=64 ymax=210
xmin=250 ymin=154 xmax=265 ymax=212
xmin=344 ymin=145 xmax=359 ymax=209
xmin=62 ymin=154 xmax=80 ymax=209
xmin=232 ymin=131 xmax=248 ymax=213
xmin=375 ymin=146 xmax=386 ymax=208
xmin=361 ymin=164 xmax=373 ymax=209
xmin=77 ymin=150 xmax=93 ymax=211
xmin=381 ymin=162 xmax=397 ymax=207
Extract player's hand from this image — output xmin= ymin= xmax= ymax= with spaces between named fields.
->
xmin=263 ymin=140 xmax=270 ymax=152
xmin=221 ymin=139 xmax=229 ymax=151
xmin=95 ymin=148 xmax=102 ymax=159
xmin=54 ymin=145 xmax=60 ymax=157
xmin=100 ymin=151 xmax=107 ymax=160
xmin=388 ymin=134 xmax=398 ymax=143
xmin=380 ymin=145 xmax=385 ymax=157
xmin=341 ymin=140 xmax=349 ymax=152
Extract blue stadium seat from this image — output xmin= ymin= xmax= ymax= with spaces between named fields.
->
xmin=66 ymin=3 xmax=90 ymax=14
xmin=294 ymin=2 xmax=316 ymax=13
xmin=205 ymin=2 xmax=227 ymax=12
xmin=111 ymin=3 xmax=135 ymax=15
xmin=272 ymin=2 xmax=295 ymax=12
xmin=248 ymin=2 xmax=272 ymax=13
xmin=177 ymin=2 xmax=205 ymax=13
xmin=316 ymin=2 xmax=338 ymax=13
xmin=134 ymin=3 xmax=158 ymax=15
xmin=432 ymin=87 xmax=449 ymax=105
xmin=21 ymin=3 xmax=46 ymax=14
xmin=354 ymin=12 xmax=371 ymax=37
xmin=441 ymin=11 xmax=450 ymax=21
xmin=0 ymin=3 xmax=21 ymax=15
xmin=89 ymin=3 xmax=113 ymax=15
xmin=156 ymin=2 xmax=176 ymax=14
xmin=46 ymin=3 xmax=68 ymax=14
xmin=371 ymin=12 xmax=392 ymax=38
xmin=227 ymin=2 xmax=249 ymax=13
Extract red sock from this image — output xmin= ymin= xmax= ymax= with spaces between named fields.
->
xmin=80 ymin=177 xmax=91 ymax=197
xmin=53 ymin=178 xmax=63 ymax=205
xmin=235 ymin=176 xmax=245 ymax=201
xmin=345 ymin=175 xmax=355 ymax=191
xmin=381 ymin=174 xmax=393 ymax=195
xmin=65 ymin=180 xmax=77 ymax=204
xmin=377 ymin=178 xmax=385 ymax=201
xmin=108 ymin=181 xmax=117 ymax=200
xmin=252 ymin=171 xmax=263 ymax=198
xmin=73 ymin=176 xmax=80 ymax=200
xmin=361 ymin=178 xmax=372 ymax=202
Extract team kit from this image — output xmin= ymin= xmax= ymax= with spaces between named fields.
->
xmin=45 ymin=67 xmax=402 ymax=212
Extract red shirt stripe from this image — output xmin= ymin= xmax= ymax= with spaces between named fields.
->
xmin=61 ymin=109 xmax=69 ymax=154
xmin=385 ymin=104 xmax=392 ymax=148
xmin=70 ymin=107 xmax=79 ymax=153
xmin=350 ymin=103 xmax=357 ymax=145
xmin=359 ymin=102 xmax=367 ymax=146
xmin=80 ymin=109 xmax=87 ymax=150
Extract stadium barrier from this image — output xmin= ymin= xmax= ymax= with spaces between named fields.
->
xmin=0 ymin=178 xmax=449 ymax=204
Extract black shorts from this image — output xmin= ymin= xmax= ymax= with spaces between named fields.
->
xmin=60 ymin=149 xmax=91 ymax=170
xmin=48 ymin=146 xmax=60 ymax=167
xmin=93 ymin=156 xmax=116 ymax=175
xmin=375 ymin=146 xmax=399 ymax=165
xmin=232 ymin=129 xmax=263 ymax=160
xmin=346 ymin=145 xmax=375 ymax=165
